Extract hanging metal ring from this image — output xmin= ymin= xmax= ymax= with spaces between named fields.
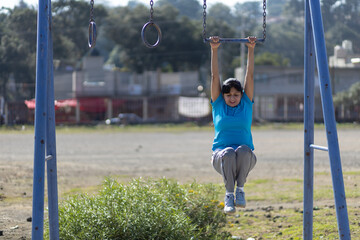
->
xmin=141 ymin=21 xmax=162 ymax=48
xmin=88 ymin=20 xmax=97 ymax=48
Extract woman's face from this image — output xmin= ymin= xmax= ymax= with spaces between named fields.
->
xmin=223 ymin=87 xmax=242 ymax=107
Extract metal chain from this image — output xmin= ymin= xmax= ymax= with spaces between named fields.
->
xmin=150 ymin=0 xmax=154 ymax=22
xmin=202 ymin=0 xmax=266 ymax=42
xmin=88 ymin=0 xmax=96 ymax=48
xmin=90 ymin=0 xmax=94 ymax=22
xmin=262 ymin=0 xmax=266 ymax=40
xmin=202 ymin=0 xmax=207 ymax=40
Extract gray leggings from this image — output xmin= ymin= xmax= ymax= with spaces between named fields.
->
xmin=212 ymin=145 xmax=257 ymax=192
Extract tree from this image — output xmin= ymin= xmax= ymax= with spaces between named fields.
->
xmin=267 ymin=0 xmax=288 ymax=17
xmin=233 ymin=1 xmax=262 ymax=27
xmin=254 ymin=52 xmax=290 ymax=66
xmin=320 ymin=0 xmax=338 ymax=30
xmin=348 ymin=82 xmax=360 ymax=106
xmin=325 ymin=0 xmax=360 ymax=53
xmin=203 ymin=17 xmax=236 ymax=79
xmin=104 ymin=4 xmax=207 ymax=73
xmin=207 ymin=3 xmax=233 ymax=26
xmin=51 ymin=0 xmax=108 ymax=67
xmin=1 ymin=0 xmax=359 ymax=102
xmin=232 ymin=1 xmax=265 ymax=42
xmin=334 ymin=82 xmax=360 ymax=120
xmin=283 ymin=0 xmax=304 ymax=18
xmin=0 ymin=6 xmax=37 ymax=101
xmin=157 ymin=0 xmax=201 ymax=19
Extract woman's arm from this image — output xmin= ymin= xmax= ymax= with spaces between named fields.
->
xmin=244 ymin=37 xmax=256 ymax=102
xmin=210 ymin=36 xmax=221 ymax=102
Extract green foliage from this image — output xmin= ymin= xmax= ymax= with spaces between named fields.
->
xmin=334 ymin=82 xmax=360 ymax=107
xmin=208 ymin=3 xmax=233 ymax=26
xmin=1 ymin=0 xmax=360 ymax=98
xmin=104 ymin=4 xmax=207 ymax=73
xmin=334 ymin=82 xmax=360 ymax=120
xmin=321 ymin=0 xmax=360 ymax=54
xmin=0 ymin=0 xmax=109 ymax=100
xmin=233 ymin=1 xmax=262 ymax=31
xmin=0 ymin=6 xmax=37 ymax=100
xmin=52 ymin=0 xmax=108 ymax=66
xmin=255 ymin=52 xmax=290 ymax=66
xmin=157 ymin=0 xmax=201 ymax=19
xmin=45 ymin=178 xmax=231 ymax=240
xmin=204 ymin=18 xmax=236 ymax=79
xmin=267 ymin=0 xmax=288 ymax=17
xmin=283 ymin=0 xmax=304 ymax=18
xmin=261 ymin=19 xmax=304 ymax=66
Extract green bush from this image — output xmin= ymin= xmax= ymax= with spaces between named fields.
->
xmin=45 ymin=178 xmax=231 ymax=240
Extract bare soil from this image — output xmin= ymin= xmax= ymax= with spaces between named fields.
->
xmin=1 ymin=127 xmax=359 ymax=239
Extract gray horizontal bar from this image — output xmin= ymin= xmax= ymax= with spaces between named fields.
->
xmin=309 ymin=144 xmax=328 ymax=152
xmin=45 ymin=155 xmax=53 ymax=161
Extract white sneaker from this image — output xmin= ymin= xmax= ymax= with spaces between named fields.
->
xmin=224 ymin=194 xmax=236 ymax=214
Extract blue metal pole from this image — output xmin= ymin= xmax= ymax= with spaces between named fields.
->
xmin=308 ymin=0 xmax=351 ymax=239
xmin=46 ymin=0 xmax=59 ymax=238
xmin=32 ymin=0 xmax=49 ymax=238
xmin=303 ymin=0 xmax=315 ymax=238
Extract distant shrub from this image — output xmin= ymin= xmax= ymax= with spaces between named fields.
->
xmin=44 ymin=178 xmax=231 ymax=240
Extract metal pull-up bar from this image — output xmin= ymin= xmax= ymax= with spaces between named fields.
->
xmin=202 ymin=0 xmax=266 ymax=44
xmin=203 ymin=37 xmax=265 ymax=43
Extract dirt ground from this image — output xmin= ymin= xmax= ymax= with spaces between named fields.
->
xmin=1 ymin=127 xmax=359 ymax=239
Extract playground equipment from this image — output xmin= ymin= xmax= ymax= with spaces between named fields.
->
xmin=32 ymin=0 xmax=59 ymax=239
xmin=88 ymin=0 xmax=97 ymax=48
xmin=31 ymin=0 xmax=351 ymax=239
xmin=141 ymin=0 xmax=162 ymax=48
xmin=141 ymin=0 xmax=266 ymax=48
xmin=202 ymin=0 xmax=266 ymax=43
xmin=303 ymin=0 xmax=350 ymax=239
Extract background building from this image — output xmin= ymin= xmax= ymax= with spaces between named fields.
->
xmin=13 ymin=40 xmax=360 ymax=125
xmin=235 ymin=40 xmax=360 ymax=122
xmin=25 ymin=56 xmax=210 ymax=124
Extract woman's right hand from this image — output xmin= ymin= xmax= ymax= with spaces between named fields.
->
xmin=246 ymin=36 xmax=256 ymax=49
xmin=209 ymin=36 xmax=220 ymax=49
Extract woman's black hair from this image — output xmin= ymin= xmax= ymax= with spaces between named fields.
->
xmin=221 ymin=78 xmax=243 ymax=94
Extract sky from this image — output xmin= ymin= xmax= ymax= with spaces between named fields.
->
xmin=1 ymin=0 xmax=253 ymax=9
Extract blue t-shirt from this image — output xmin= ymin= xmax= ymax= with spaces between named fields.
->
xmin=211 ymin=93 xmax=254 ymax=151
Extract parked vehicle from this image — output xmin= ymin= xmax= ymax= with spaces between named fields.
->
xmin=105 ymin=113 xmax=143 ymax=125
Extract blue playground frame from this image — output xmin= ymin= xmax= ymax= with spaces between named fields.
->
xmin=31 ymin=0 xmax=59 ymax=239
xmin=31 ymin=0 xmax=351 ymax=239
xmin=303 ymin=0 xmax=350 ymax=239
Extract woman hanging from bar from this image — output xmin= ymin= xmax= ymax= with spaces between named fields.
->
xmin=209 ymin=36 xmax=257 ymax=214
